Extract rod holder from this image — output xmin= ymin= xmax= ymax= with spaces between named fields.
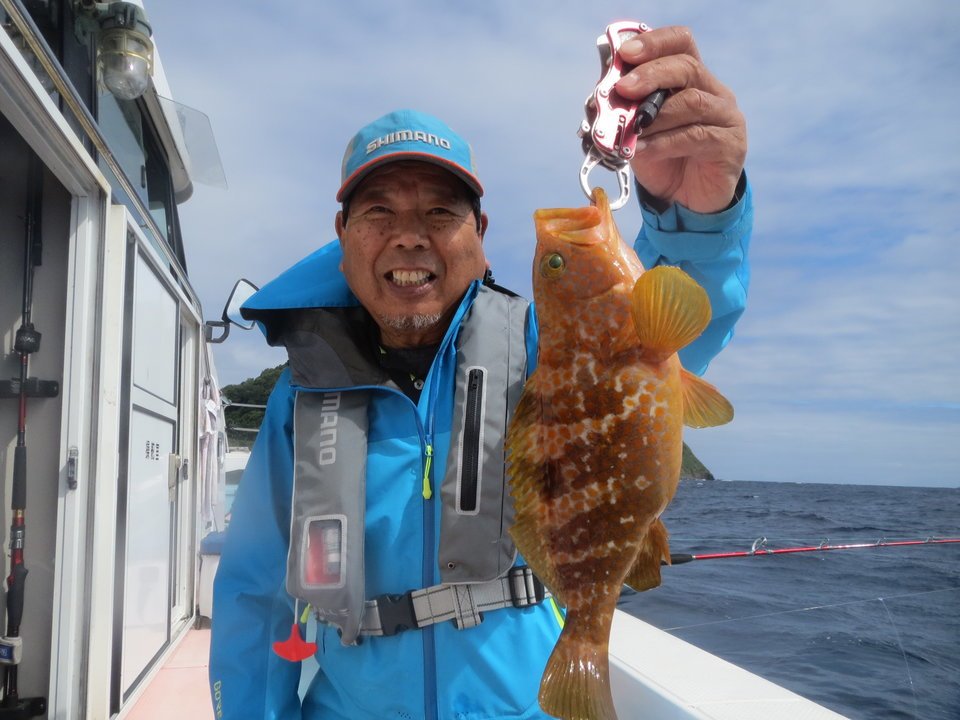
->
xmin=0 ymin=379 xmax=59 ymax=399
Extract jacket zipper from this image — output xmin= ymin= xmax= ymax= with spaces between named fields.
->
xmin=422 ymin=360 xmax=441 ymax=720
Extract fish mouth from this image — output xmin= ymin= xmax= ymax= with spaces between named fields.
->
xmin=533 ymin=206 xmax=604 ymax=246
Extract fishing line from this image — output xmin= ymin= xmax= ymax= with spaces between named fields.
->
xmin=660 ymin=585 xmax=960 ymax=632
xmin=656 ymin=587 xmax=959 ymax=716
xmin=878 ymin=597 xmax=920 ymax=719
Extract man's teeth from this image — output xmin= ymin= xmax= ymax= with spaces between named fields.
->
xmin=391 ymin=270 xmax=431 ymax=286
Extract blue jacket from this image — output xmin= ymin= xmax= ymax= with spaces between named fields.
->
xmin=209 ymin=183 xmax=753 ymax=719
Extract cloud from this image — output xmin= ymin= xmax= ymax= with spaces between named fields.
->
xmin=148 ymin=1 xmax=960 ymax=486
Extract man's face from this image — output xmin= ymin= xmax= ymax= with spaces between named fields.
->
xmin=336 ymin=161 xmax=488 ymax=348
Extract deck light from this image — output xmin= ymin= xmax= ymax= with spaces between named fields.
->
xmin=76 ymin=1 xmax=154 ymax=100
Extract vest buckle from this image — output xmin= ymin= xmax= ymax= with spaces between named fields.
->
xmin=373 ymin=592 xmax=418 ymax=636
xmin=508 ymin=566 xmax=546 ymax=609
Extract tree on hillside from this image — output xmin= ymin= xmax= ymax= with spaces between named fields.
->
xmin=681 ymin=442 xmax=716 ymax=481
xmin=222 ymin=364 xmax=286 ymax=448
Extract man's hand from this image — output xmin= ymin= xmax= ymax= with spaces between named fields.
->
xmin=616 ymin=26 xmax=747 ymax=214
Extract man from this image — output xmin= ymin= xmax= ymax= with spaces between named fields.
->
xmin=211 ymin=25 xmax=751 ymax=719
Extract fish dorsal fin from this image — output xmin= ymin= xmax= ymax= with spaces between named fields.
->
xmin=680 ymin=368 xmax=734 ymax=428
xmin=630 ymin=266 xmax=711 ymax=363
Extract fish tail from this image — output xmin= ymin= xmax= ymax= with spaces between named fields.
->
xmin=539 ymin=622 xmax=617 ymax=720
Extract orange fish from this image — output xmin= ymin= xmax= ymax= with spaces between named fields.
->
xmin=506 ymin=189 xmax=733 ymax=720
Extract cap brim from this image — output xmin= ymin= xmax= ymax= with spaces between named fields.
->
xmin=336 ymin=151 xmax=484 ymax=202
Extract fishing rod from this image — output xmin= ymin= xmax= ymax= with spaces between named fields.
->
xmin=668 ymin=537 xmax=960 ymax=565
xmin=0 ymin=152 xmax=56 ymax=718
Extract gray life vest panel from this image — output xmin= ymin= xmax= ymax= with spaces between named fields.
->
xmin=284 ymin=286 xmax=531 ymax=645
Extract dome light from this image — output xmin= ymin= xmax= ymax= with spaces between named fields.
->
xmin=77 ymin=1 xmax=155 ymax=101
xmin=97 ymin=3 xmax=154 ymax=100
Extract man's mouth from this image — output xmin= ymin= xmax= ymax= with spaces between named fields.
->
xmin=388 ymin=269 xmax=435 ymax=287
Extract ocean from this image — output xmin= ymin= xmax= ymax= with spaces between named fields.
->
xmin=619 ymin=480 xmax=960 ymax=719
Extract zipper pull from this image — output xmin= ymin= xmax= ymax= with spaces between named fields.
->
xmin=422 ymin=443 xmax=434 ymax=500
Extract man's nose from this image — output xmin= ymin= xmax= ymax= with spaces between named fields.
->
xmin=388 ymin=210 xmax=431 ymax=248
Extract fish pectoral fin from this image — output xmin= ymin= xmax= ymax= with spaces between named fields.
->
xmin=681 ymin=368 xmax=734 ymax=428
xmin=624 ymin=518 xmax=671 ymax=592
xmin=631 ymin=266 xmax=712 ymax=362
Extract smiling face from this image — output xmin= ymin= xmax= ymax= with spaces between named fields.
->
xmin=336 ymin=161 xmax=489 ymax=348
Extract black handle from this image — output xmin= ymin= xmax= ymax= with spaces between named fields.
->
xmin=5 ymin=565 xmax=28 ymax=635
xmin=635 ymin=89 xmax=670 ymax=131
xmin=11 ymin=447 xmax=26 ymax=511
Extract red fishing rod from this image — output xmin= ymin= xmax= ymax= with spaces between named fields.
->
xmin=669 ymin=536 xmax=960 ymax=564
xmin=0 ymin=152 xmax=55 ymax=718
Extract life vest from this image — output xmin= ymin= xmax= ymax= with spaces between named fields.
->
xmin=280 ymin=286 xmax=546 ymax=645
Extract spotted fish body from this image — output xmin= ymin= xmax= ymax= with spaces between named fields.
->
xmin=506 ymin=189 xmax=732 ymax=720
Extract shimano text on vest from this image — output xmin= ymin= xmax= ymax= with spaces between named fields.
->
xmin=318 ymin=392 xmax=341 ymax=465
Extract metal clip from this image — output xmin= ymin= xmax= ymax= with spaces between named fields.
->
xmin=750 ymin=536 xmax=770 ymax=554
xmin=578 ymin=21 xmax=653 ymax=209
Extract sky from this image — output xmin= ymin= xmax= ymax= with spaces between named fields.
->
xmin=145 ymin=1 xmax=960 ymax=489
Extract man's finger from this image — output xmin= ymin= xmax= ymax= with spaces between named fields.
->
xmin=616 ymin=53 xmax=731 ymax=103
xmin=636 ymin=123 xmax=747 ymax=166
xmin=619 ymin=25 xmax=701 ymax=65
xmin=641 ymin=88 xmax=743 ymax=137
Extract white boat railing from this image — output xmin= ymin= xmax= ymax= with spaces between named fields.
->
xmin=609 ymin=610 xmax=848 ymax=719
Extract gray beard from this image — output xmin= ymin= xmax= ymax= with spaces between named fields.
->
xmin=378 ymin=312 xmax=444 ymax=332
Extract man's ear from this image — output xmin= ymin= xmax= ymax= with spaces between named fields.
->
xmin=479 ymin=212 xmax=489 ymax=240
xmin=335 ymin=210 xmax=345 ymax=239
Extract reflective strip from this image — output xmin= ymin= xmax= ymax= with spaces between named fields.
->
xmin=548 ymin=597 xmax=565 ymax=629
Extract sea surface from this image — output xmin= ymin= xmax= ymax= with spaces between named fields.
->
xmin=619 ymin=480 xmax=960 ymax=720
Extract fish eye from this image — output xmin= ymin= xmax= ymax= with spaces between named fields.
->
xmin=540 ymin=252 xmax=566 ymax=278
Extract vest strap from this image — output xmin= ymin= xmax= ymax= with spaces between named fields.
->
xmin=358 ymin=566 xmax=549 ymax=637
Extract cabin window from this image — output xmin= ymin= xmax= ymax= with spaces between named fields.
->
xmin=97 ymin=94 xmax=145 ymax=197
xmin=143 ymin=127 xmax=174 ymax=246
xmin=96 ymin=92 xmax=186 ymax=268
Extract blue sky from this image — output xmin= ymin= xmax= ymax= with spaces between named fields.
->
xmin=146 ymin=1 xmax=960 ymax=489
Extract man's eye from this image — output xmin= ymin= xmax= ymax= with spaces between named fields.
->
xmin=364 ymin=205 xmax=392 ymax=216
xmin=427 ymin=207 xmax=456 ymax=216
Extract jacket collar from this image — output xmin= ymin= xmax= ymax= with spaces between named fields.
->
xmin=240 ymin=239 xmax=484 ymax=389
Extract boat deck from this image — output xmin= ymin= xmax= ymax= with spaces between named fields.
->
xmin=123 ymin=613 xmax=848 ymax=719
xmin=125 ymin=628 xmax=214 ymax=720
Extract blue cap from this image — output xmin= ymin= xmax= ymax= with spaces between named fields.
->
xmin=337 ymin=109 xmax=483 ymax=202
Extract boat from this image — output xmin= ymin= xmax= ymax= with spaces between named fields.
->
xmin=0 ymin=1 xmax=848 ymax=717
xmin=0 ymin=0 xmax=229 ymax=716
